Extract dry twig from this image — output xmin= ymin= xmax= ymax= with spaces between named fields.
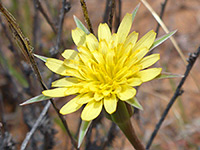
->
xmin=0 ymin=2 xmax=78 ymax=149
xmin=146 ymin=47 xmax=200 ymax=150
xmin=80 ymin=0 xmax=94 ymax=34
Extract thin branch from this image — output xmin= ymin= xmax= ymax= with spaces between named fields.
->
xmin=155 ymin=0 xmax=168 ymax=34
xmin=50 ymin=99 xmax=78 ymax=149
xmin=115 ymin=0 xmax=122 ymax=32
xmin=146 ymin=47 xmax=200 ymax=150
xmin=34 ymin=0 xmax=57 ymax=34
xmin=32 ymin=0 xmax=40 ymax=50
xmin=0 ymin=16 xmax=16 ymax=52
xmin=51 ymin=0 xmax=71 ymax=56
xmin=20 ymin=101 xmax=51 ymax=150
xmin=0 ymin=92 xmax=7 ymax=132
xmin=108 ymin=0 xmax=115 ymax=31
xmin=103 ymin=0 xmax=110 ymax=23
xmin=0 ymin=3 xmax=78 ymax=149
xmin=56 ymin=0 xmax=70 ymax=48
xmin=34 ymin=0 xmax=69 ymax=51
xmin=148 ymin=0 xmax=168 ymax=55
xmin=103 ymin=0 xmax=115 ymax=31
xmin=101 ymin=123 xmax=117 ymax=150
xmin=140 ymin=0 xmax=200 ymax=91
xmin=80 ymin=0 xmax=94 ymax=34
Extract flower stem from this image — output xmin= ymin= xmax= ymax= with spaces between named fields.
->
xmin=111 ymin=101 xmax=145 ymax=150
xmin=118 ymin=120 xmax=145 ymax=150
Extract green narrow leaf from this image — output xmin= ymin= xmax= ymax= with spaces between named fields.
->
xmin=34 ymin=54 xmax=48 ymax=62
xmin=132 ymin=3 xmax=140 ymax=22
xmin=78 ymin=120 xmax=92 ymax=148
xmin=73 ymin=15 xmax=90 ymax=34
xmin=150 ymin=30 xmax=177 ymax=50
xmin=20 ymin=94 xmax=51 ymax=106
xmin=126 ymin=97 xmax=143 ymax=110
xmin=155 ymin=72 xmax=184 ymax=80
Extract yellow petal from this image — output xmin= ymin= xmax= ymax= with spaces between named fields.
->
xmin=115 ymin=44 xmax=132 ymax=70
xmin=60 ymin=96 xmax=82 ymax=115
xmin=77 ymin=45 xmax=90 ymax=54
xmin=99 ymin=40 xmax=109 ymax=55
xmin=137 ymin=54 xmax=160 ymax=69
xmin=52 ymin=77 xmax=79 ymax=87
xmin=45 ymin=58 xmax=68 ymax=76
xmin=117 ymin=13 xmax=132 ymax=43
xmin=123 ymin=31 xmax=138 ymax=49
xmin=76 ymin=93 xmax=94 ymax=104
xmin=137 ymin=68 xmax=162 ymax=82
xmin=78 ymin=52 xmax=90 ymax=65
xmin=98 ymin=23 xmax=111 ymax=43
xmin=81 ymin=100 xmax=103 ymax=121
xmin=62 ymin=49 xmax=78 ymax=60
xmin=66 ymin=68 xmax=85 ymax=80
xmin=117 ymin=85 xmax=136 ymax=101
xmin=127 ymin=78 xmax=142 ymax=86
xmin=94 ymin=92 xmax=104 ymax=101
xmin=65 ymin=87 xmax=80 ymax=95
xmin=126 ymin=47 xmax=148 ymax=68
xmin=92 ymin=50 xmax=105 ymax=64
xmin=132 ymin=47 xmax=149 ymax=64
xmin=42 ymin=88 xmax=67 ymax=97
xmin=105 ymin=51 xmax=115 ymax=76
xmin=132 ymin=30 xmax=156 ymax=52
xmin=72 ymin=27 xmax=86 ymax=47
xmin=78 ymin=46 xmax=95 ymax=65
xmin=86 ymin=34 xmax=99 ymax=51
xmin=102 ymin=87 xmax=112 ymax=96
xmin=64 ymin=59 xmax=79 ymax=70
xmin=114 ymin=66 xmax=129 ymax=80
xmin=104 ymin=94 xmax=117 ymax=114
xmin=109 ymin=33 xmax=118 ymax=49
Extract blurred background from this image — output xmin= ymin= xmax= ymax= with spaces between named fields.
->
xmin=0 ymin=0 xmax=199 ymax=149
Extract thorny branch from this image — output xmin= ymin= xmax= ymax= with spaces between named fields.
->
xmin=146 ymin=47 xmax=200 ymax=150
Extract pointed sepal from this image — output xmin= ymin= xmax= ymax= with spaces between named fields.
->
xmin=150 ymin=30 xmax=177 ymax=50
xmin=132 ymin=3 xmax=140 ymax=22
xmin=20 ymin=94 xmax=51 ymax=106
xmin=78 ymin=120 xmax=92 ymax=148
xmin=34 ymin=54 xmax=48 ymax=62
xmin=155 ymin=72 xmax=184 ymax=80
xmin=73 ymin=15 xmax=90 ymax=34
xmin=126 ymin=97 xmax=143 ymax=110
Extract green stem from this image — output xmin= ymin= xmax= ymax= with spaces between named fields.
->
xmin=111 ymin=101 xmax=145 ymax=150
xmin=118 ymin=120 xmax=145 ymax=150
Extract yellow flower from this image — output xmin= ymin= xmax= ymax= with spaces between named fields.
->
xmin=42 ymin=13 xmax=162 ymax=121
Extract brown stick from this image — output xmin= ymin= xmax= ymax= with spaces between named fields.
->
xmin=80 ymin=0 xmax=94 ymax=34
